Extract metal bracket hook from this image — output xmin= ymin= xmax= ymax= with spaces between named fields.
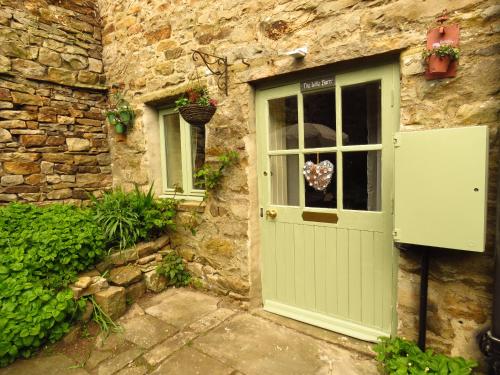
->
xmin=192 ymin=50 xmax=228 ymax=96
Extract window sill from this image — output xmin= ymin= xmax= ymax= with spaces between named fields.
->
xmin=177 ymin=200 xmax=206 ymax=213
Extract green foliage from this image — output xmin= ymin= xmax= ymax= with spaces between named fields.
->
xmin=422 ymin=43 xmax=460 ymax=61
xmin=106 ymin=93 xmax=134 ymax=132
xmin=156 ymin=252 xmax=191 ymax=287
xmin=374 ymin=336 xmax=477 ymax=375
xmin=0 ymin=203 xmax=104 ymax=367
xmin=193 ymin=150 xmax=239 ymax=191
xmin=91 ymin=184 xmax=178 ymax=250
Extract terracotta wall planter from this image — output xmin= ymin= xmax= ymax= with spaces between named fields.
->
xmin=428 ymin=55 xmax=451 ymax=73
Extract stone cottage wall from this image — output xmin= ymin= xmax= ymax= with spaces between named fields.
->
xmin=0 ymin=0 xmax=111 ymax=204
xmin=96 ymin=0 xmax=499 ymax=364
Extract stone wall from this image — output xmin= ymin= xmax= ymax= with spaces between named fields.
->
xmin=96 ymin=0 xmax=499 ymax=364
xmin=0 ymin=0 xmax=111 ymax=204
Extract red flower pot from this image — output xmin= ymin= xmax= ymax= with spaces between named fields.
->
xmin=428 ymin=55 xmax=451 ymax=73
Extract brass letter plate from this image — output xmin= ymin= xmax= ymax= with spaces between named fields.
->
xmin=302 ymin=211 xmax=338 ymax=224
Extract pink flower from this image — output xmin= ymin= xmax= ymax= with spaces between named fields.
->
xmin=209 ymin=98 xmax=218 ymax=107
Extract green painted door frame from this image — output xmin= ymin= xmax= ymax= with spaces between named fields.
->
xmin=256 ymin=62 xmax=400 ymax=342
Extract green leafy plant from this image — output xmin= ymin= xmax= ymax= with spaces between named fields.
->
xmin=193 ymin=150 xmax=239 ymax=191
xmin=0 ymin=203 xmax=104 ymax=367
xmin=106 ymin=93 xmax=134 ymax=134
xmin=156 ymin=252 xmax=191 ymax=287
xmin=90 ymin=184 xmax=178 ymax=250
xmin=374 ymin=336 xmax=477 ymax=374
xmin=422 ymin=42 xmax=460 ymax=61
xmin=175 ymin=86 xmax=217 ymax=109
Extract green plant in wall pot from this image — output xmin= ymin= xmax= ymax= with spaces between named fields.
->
xmin=374 ymin=336 xmax=477 ymax=374
xmin=422 ymin=41 xmax=460 ymax=74
xmin=106 ymin=93 xmax=134 ymax=141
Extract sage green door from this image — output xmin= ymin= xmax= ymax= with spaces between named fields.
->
xmin=256 ymin=63 xmax=399 ymax=341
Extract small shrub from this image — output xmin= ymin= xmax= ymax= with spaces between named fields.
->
xmin=0 ymin=203 xmax=104 ymax=367
xmin=374 ymin=336 xmax=477 ymax=374
xmin=91 ymin=184 xmax=177 ymax=250
xmin=193 ymin=150 xmax=239 ymax=191
xmin=156 ymin=252 xmax=191 ymax=287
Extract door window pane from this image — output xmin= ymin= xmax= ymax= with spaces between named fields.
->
xmin=164 ymin=113 xmax=183 ymax=189
xmin=341 ymin=81 xmax=381 ymax=145
xmin=270 ymin=154 xmax=299 ymax=206
xmin=303 ymin=91 xmax=336 ymax=148
xmin=269 ymin=96 xmax=298 ymax=150
xmin=191 ymin=124 xmax=205 ymax=189
xmin=304 ymin=152 xmax=337 ymax=209
xmin=343 ymin=151 xmax=381 ymax=211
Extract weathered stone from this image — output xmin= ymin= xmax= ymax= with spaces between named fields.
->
xmin=109 ymin=265 xmax=142 ymax=286
xmin=144 ymin=270 xmax=166 ymax=293
xmin=82 ymin=276 xmax=108 ymax=296
xmin=40 ymin=161 xmax=54 ymax=174
xmin=38 ymin=47 xmax=62 ymax=67
xmin=70 ymin=285 xmax=84 ymax=299
xmin=24 ymin=174 xmax=43 ymax=185
xmin=0 ymin=88 xmax=11 ymax=101
xmin=120 ymin=314 xmax=178 ymax=349
xmin=80 ymin=300 xmax=93 ymax=322
xmin=47 ymin=188 xmax=72 ymax=200
xmin=57 ymin=115 xmax=74 ymax=124
xmin=94 ymin=286 xmax=126 ymax=319
xmin=0 ymin=128 xmax=12 ymax=142
xmin=75 ymin=276 xmax=92 ymax=289
xmin=46 ymin=175 xmax=61 ymax=184
xmin=145 ymin=25 xmax=171 ymax=44
xmin=47 ymin=67 xmax=76 ymax=85
xmin=77 ymin=70 xmax=98 ymax=84
xmin=0 ymin=101 xmax=13 ymax=109
xmin=20 ymin=134 xmax=47 ymax=147
xmin=178 ymin=246 xmax=195 ymax=262
xmin=0 ymin=193 xmax=17 ymax=202
xmin=46 ymin=136 xmax=66 ymax=146
xmin=0 ymin=54 xmax=10 ymax=72
xmin=135 ymin=241 xmax=156 ymax=258
xmin=66 ymin=137 xmax=90 ymax=151
xmin=12 ymin=59 xmax=46 ymax=77
xmin=95 ymin=348 xmax=143 ymax=375
xmin=11 ymin=92 xmax=43 ymax=106
xmin=3 ymin=161 xmax=40 ymax=175
xmin=125 ymin=280 xmax=146 ymax=302
xmin=88 ymin=57 xmax=103 ymax=73
xmin=1 ymin=175 xmax=24 ymax=186
xmin=0 ymin=110 xmax=37 ymax=120
xmin=0 ymin=119 xmax=26 ymax=129
xmin=138 ymin=254 xmax=157 ymax=265
xmin=61 ymin=53 xmax=88 ymax=69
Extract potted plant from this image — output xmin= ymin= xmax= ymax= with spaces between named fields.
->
xmin=175 ymin=86 xmax=217 ymax=127
xmin=423 ymin=41 xmax=460 ymax=73
xmin=106 ymin=93 xmax=134 ymax=142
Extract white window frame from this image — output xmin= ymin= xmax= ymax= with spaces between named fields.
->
xmin=158 ymin=108 xmax=205 ymax=201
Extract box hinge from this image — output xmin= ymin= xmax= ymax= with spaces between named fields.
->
xmin=392 ymin=229 xmax=400 ymax=241
xmin=393 ymin=133 xmax=401 ymax=148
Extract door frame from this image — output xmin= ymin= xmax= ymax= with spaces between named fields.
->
xmin=254 ymin=61 xmax=401 ymax=340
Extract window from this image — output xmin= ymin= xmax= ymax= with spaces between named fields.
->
xmin=159 ymin=108 xmax=205 ymax=199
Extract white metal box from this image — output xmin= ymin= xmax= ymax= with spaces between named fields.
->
xmin=394 ymin=126 xmax=489 ymax=252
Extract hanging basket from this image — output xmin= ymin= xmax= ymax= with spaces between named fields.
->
xmin=179 ymin=104 xmax=216 ymax=127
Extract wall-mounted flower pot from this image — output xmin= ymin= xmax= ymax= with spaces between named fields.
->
xmin=179 ymin=104 xmax=216 ymax=127
xmin=428 ymin=55 xmax=451 ymax=73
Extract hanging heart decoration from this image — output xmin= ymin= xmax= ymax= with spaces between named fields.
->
xmin=303 ymin=160 xmax=334 ymax=191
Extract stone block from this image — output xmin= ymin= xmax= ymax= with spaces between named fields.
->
xmin=80 ymin=300 xmax=93 ymax=322
xmin=67 ymin=137 xmax=90 ymax=151
xmin=78 ymin=70 xmax=98 ymax=84
xmin=94 ymin=286 xmax=126 ymax=320
xmin=0 ymin=194 xmax=17 ymax=202
xmin=82 ymin=276 xmax=108 ymax=296
xmin=178 ymin=246 xmax=195 ymax=262
xmin=126 ymin=280 xmax=146 ymax=302
xmin=47 ymin=67 xmax=76 ymax=85
xmin=3 ymin=161 xmax=40 ymax=175
xmin=4 ymin=185 xmax=39 ymax=194
xmin=20 ymin=134 xmax=47 ymax=147
xmin=144 ymin=270 xmax=166 ymax=293
xmin=40 ymin=161 xmax=54 ymax=174
xmin=0 ymin=55 xmax=10 ymax=73
xmin=47 ymin=188 xmax=73 ymax=200
xmin=1 ymin=175 xmax=24 ymax=186
xmin=24 ymin=174 xmax=43 ymax=185
xmin=154 ymin=235 xmax=170 ymax=249
xmin=0 ymin=88 xmax=11 ymax=101
xmin=70 ymin=285 xmax=84 ymax=299
xmin=46 ymin=136 xmax=65 ymax=146
xmin=97 ymin=153 xmax=111 ymax=165
xmin=61 ymin=53 xmax=88 ymax=70
xmin=75 ymin=276 xmax=92 ymax=289
xmin=0 ymin=128 xmax=12 ymax=142
xmin=0 ymin=110 xmax=37 ymax=120
xmin=136 ymin=241 xmax=156 ymax=258
xmin=38 ymin=47 xmax=61 ymax=67
xmin=12 ymin=59 xmax=46 ymax=77
xmin=109 ymin=248 xmax=138 ymax=265
xmin=88 ymin=57 xmax=103 ymax=73
xmin=138 ymin=254 xmax=156 ymax=265
xmin=11 ymin=92 xmax=43 ymax=106
xmin=109 ymin=265 xmax=142 ymax=286
xmin=0 ymin=101 xmax=13 ymax=109
xmin=0 ymin=120 xmax=26 ymax=129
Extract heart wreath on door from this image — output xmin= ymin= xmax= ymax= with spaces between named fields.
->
xmin=303 ymin=160 xmax=334 ymax=191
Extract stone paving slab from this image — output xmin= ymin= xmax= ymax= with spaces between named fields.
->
xmin=193 ymin=313 xmax=378 ymax=375
xmin=150 ymin=347 xmax=235 ymax=375
xmin=119 ymin=314 xmax=178 ymax=349
xmin=144 ymin=289 xmax=219 ymax=329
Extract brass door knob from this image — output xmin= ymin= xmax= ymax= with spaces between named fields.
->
xmin=265 ymin=209 xmax=277 ymax=219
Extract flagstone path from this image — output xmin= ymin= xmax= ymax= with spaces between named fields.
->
xmin=0 ymin=289 xmax=378 ymax=375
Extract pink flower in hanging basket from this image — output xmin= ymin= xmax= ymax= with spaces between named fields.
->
xmin=209 ymin=98 xmax=218 ymax=107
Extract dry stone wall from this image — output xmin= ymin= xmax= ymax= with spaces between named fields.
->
xmin=103 ymin=0 xmax=500 ymax=364
xmin=0 ymin=0 xmax=110 ymax=204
